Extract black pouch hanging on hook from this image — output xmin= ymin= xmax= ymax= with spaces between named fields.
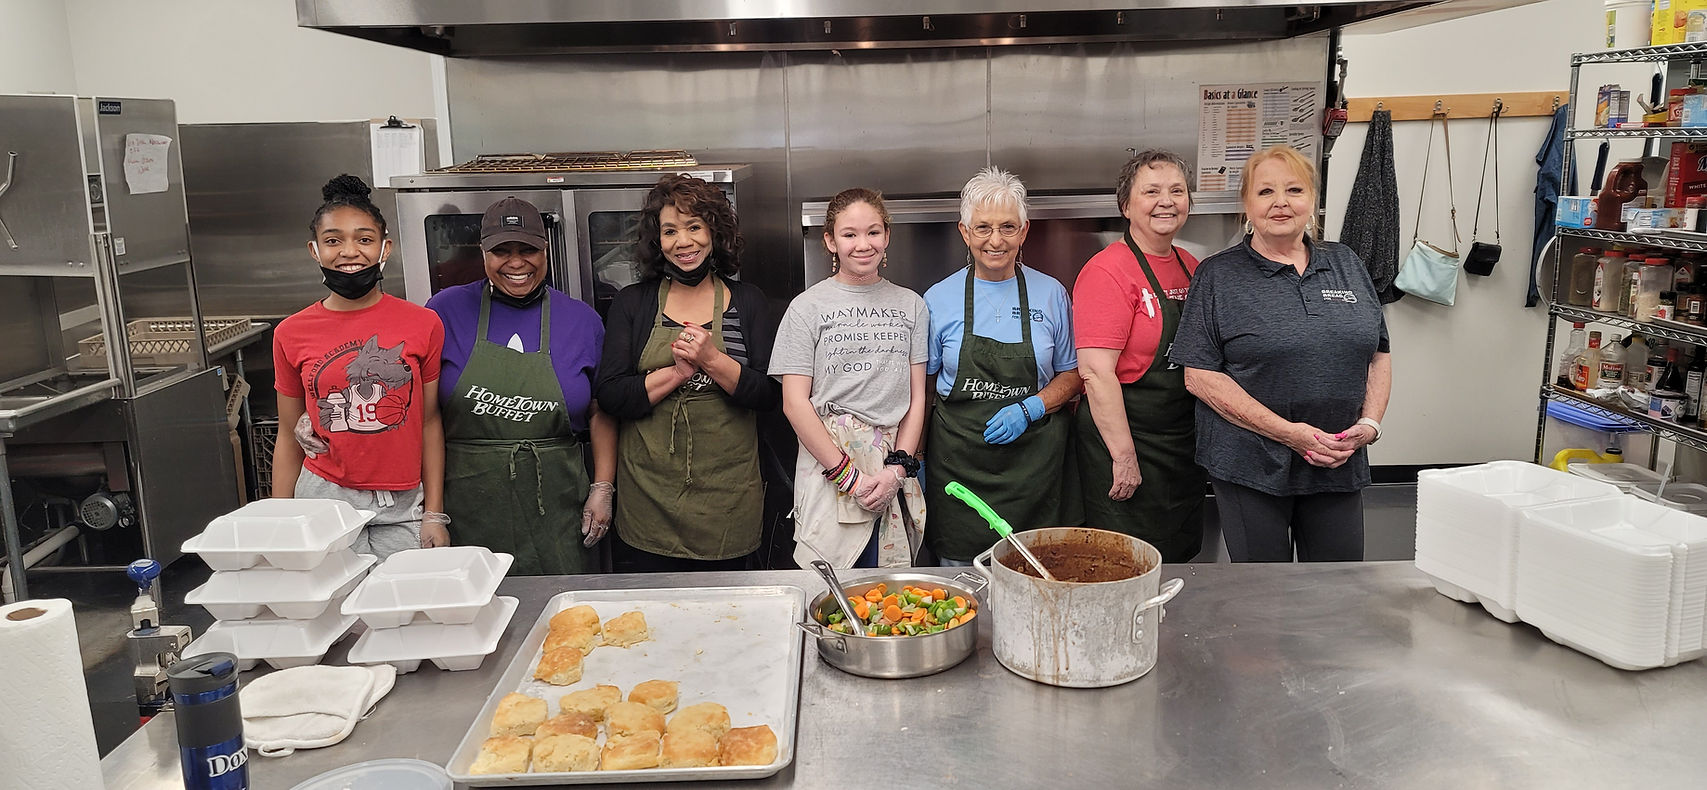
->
xmin=1465 ymin=104 xmax=1503 ymax=276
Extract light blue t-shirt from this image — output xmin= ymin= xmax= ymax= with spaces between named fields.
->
xmin=925 ymin=266 xmax=1077 ymax=397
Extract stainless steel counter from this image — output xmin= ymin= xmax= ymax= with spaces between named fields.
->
xmin=101 ymin=562 xmax=1707 ymax=788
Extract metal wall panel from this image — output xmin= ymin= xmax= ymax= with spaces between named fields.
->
xmin=446 ymin=54 xmax=796 ymax=297
xmin=180 ymin=121 xmax=433 ymax=317
xmin=0 ymin=95 xmax=96 ymax=276
xmin=0 ymin=280 xmax=60 ymax=384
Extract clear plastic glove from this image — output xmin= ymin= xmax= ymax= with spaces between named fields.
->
xmin=855 ymin=465 xmax=906 ymax=512
xmin=983 ymin=395 xmax=1044 ymax=445
xmin=420 ymin=510 xmax=450 ymax=548
xmin=294 ymin=413 xmax=329 ymax=458
xmin=581 ymin=481 xmax=613 ymax=547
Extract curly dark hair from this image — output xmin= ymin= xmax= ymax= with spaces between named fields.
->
xmin=308 ymin=173 xmax=388 ymax=237
xmin=1115 ymin=150 xmax=1193 ymax=214
xmin=636 ymin=174 xmax=743 ymax=279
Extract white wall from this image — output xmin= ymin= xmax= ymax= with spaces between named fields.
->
xmin=1327 ymin=0 xmax=1606 ymax=465
xmin=0 ymin=1 xmax=77 ymax=94
xmin=60 ymin=0 xmax=436 ymax=124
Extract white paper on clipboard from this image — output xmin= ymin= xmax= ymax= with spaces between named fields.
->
xmin=369 ymin=122 xmax=425 ymax=187
xmin=123 ymin=133 xmax=173 ymax=195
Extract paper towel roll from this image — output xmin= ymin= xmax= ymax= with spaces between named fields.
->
xmin=0 ymin=599 xmax=105 ymax=790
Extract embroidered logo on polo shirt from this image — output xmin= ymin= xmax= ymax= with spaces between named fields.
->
xmin=1321 ymin=289 xmax=1358 ymax=304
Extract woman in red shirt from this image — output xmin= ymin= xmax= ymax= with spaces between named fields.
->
xmin=271 ymin=174 xmax=448 ymax=557
xmin=1072 ymin=151 xmax=1206 ymax=563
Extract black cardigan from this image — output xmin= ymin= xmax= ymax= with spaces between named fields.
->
xmin=595 ymin=275 xmax=782 ymax=421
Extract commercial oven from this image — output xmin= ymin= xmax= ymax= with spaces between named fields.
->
xmin=392 ymin=153 xmax=751 ymax=314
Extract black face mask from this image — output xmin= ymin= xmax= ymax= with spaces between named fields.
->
xmin=322 ymin=263 xmax=383 ymax=300
xmin=490 ymin=280 xmax=546 ymax=308
xmin=664 ymin=260 xmax=712 ymax=287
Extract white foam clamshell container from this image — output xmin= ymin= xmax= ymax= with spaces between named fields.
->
xmin=182 ymin=499 xmax=373 ymax=571
xmin=185 ymin=551 xmax=376 ymax=620
xmin=346 ymin=595 xmax=518 ymax=673
xmin=183 ymin=604 xmax=358 ymax=671
xmin=341 ymin=546 xmax=513 ymax=629
xmin=1516 ymin=496 xmax=1707 ymax=670
xmin=1416 ymin=462 xmax=1622 ymax=622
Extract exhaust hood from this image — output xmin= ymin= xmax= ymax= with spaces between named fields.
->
xmin=296 ymin=0 xmax=1544 ymax=56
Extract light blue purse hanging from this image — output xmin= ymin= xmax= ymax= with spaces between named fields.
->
xmin=1394 ymin=112 xmax=1463 ymax=305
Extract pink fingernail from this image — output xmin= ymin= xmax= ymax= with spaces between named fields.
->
xmin=1336 ymin=432 xmax=1346 ymax=440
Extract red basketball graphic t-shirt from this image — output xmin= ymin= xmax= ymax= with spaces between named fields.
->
xmin=273 ymin=294 xmax=444 ymax=490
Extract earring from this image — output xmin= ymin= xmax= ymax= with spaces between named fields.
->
xmin=1242 ymin=219 xmax=1253 ymax=236
xmin=880 ymin=252 xmax=888 ymax=269
xmin=830 ymin=251 xmax=840 ymax=275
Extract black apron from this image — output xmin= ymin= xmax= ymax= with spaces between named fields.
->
xmin=925 ymin=267 xmax=1075 ymax=561
xmin=1075 ymin=234 xmax=1207 ymax=563
xmin=443 ymin=288 xmax=593 ymax=575
xmin=614 ymin=279 xmax=763 ymax=560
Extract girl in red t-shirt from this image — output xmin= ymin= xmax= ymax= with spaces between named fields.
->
xmin=271 ymin=174 xmax=447 ymax=557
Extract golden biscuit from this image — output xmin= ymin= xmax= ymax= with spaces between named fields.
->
xmin=533 ymin=647 xmax=584 ymax=686
xmin=600 ymin=732 xmax=662 ymax=771
xmin=718 ymin=725 xmax=777 ymax=767
xmin=544 ymin=625 xmax=597 ymax=655
xmin=469 ymin=735 xmax=531 ymax=775
xmin=534 ymin=712 xmax=599 ymax=740
xmin=628 ymin=679 xmax=679 ymax=714
xmin=660 ymin=729 xmax=719 ymax=768
xmin=548 ymin=604 xmax=601 ymax=634
xmin=666 ymin=702 xmax=731 ymax=740
xmin=606 ymin=700 xmax=666 ymax=738
xmin=558 ymin=684 xmax=622 ymax=721
xmin=531 ymin=733 xmax=599 ymax=773
xmin=600 ymin=610 xmax=651 ymax=647
xmin=490 ymin=692 xmax=548 ymax=737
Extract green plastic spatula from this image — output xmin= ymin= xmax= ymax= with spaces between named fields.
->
xmin=944 ymin=481 xmax=1055 ymax=581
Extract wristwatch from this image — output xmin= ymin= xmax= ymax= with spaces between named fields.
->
xmin=1356 ymin=417 xmax=1382 ymax=444
xmin=884 ymin=450 xmax=921 ymax=478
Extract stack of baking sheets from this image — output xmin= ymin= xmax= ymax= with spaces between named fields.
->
xmin=343 ymin=546 xmax=517 ymax=673
xmin=180 ymin=499 xmax=372 ymax=670
xmin=1417 ymin=460 xmax=1707 ymax=669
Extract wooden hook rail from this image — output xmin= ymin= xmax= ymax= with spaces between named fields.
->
xmin=1346 ymin=91 xmax=1567 ymax=122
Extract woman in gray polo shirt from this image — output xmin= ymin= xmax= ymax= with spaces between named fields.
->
xmin=1169 ymin=145 xmax=1392 ymax=562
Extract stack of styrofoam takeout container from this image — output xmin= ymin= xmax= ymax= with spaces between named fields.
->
xmin=180 ymin=499 xmax=373 ymax=670
xmin=1417 ymin=460 xmax=1707 ymax=670
xmin=342 ymin=546 xmax=517 ymax=673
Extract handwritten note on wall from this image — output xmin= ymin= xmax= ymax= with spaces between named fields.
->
xmin=123 ymin=134 xmax=173 ymax=195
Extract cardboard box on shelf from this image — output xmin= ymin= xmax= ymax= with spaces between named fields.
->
xmin=1667 ymin=141 xmax=1707 ymax=207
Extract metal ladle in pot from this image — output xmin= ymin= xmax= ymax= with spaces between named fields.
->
xmin=944 ymin=481 xmax=1055 ymax=582
xmin=807 ymin=559 xmax=865 ymax=636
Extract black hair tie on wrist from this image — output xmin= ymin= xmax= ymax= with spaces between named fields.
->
xmin=884 ymin=450 xmax=921 ymax=478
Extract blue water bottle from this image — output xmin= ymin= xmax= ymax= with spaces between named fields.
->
xmin=168 ymin=652 xmax=249 ymax=789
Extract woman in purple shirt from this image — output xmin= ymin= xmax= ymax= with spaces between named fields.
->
xmin=425 ymin=196 xmax=615 ymax=574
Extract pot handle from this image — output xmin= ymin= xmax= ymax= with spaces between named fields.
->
xmin=796 ymin=620 xmax=850 ymax=653
xmin=1130 ymin=578 xmax=1184 ymax=644
xmin=969 ymin=547 xmax=994 ymax=583
xmin=952 ymin=572 xmax=989 ymax=595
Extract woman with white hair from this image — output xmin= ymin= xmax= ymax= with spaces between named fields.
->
xmin=922 ymin=166 xmax=1082 ymax=564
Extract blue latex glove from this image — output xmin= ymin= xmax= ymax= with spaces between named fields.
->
xmin=984 ymin=395 xmax=1045 ymax=445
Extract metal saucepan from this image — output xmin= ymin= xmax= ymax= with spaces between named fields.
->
xmin=798 ymin=571 xmax=987 ymax=679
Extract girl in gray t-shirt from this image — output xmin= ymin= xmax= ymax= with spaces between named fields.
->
xmin=771 ymin=188 xmax=929 ymax=569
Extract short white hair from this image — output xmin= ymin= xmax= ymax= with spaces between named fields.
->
xmin=959 ymin=166 xmax=1028 ymax=226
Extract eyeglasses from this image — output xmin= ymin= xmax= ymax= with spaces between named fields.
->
xmin=968 ymin=223 xmax=1022 ymax=239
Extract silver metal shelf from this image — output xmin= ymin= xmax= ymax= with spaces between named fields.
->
xmin=1573 ymin=40 xmax=1707 ymax=64
xmin=1542 ymin=386 xmax=1707 ymax=456
xmin=1565 ymin=127 xmax=1707 ymax=140
xmin=1558 ymin=226 xmax=1707 ymax=253
xmin=1549 ymin=304 xmax=1707 ymax=346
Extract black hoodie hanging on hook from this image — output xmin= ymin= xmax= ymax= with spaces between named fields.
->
xmin=1465 ymin=104 xmax=1503 ymax=276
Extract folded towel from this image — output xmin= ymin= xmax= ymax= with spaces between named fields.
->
xmin=240 ymin=664 xmax=396 ymax=757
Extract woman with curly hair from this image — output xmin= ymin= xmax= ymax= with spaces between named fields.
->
xmin=594 ymin=174 xmax=781 ymax=571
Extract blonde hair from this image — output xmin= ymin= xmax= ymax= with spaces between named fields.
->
xmin=1239 ymin=145 xmax=1318 ymax=205
xmin=959 ymin=166 xmax=1028 ymax=225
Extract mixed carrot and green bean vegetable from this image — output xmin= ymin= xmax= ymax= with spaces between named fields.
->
xmin=823 ymin=583 xmax=976 ymax=636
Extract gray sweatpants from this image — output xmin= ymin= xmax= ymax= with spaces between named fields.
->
xmin=294 ymin=467 xmax=424 ymax=559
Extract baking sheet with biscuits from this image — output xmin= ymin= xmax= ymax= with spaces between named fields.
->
xmin=447 ymin=585 xmax=806 ymax=785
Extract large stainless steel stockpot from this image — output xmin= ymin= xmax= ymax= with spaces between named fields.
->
xmin=970 ymin=527 xmax=1183 ymax=688
xmin=799 ymin=571 xmax=986 ymax=679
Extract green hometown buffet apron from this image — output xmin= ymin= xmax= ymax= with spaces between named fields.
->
xmin=1075 ymin=233 xmax=1207 ymax=563
xmin=444 ymin=287 xmax=592 ymax=575
xmin=614 ymin=279 xmax=762 ymax=560
xmin=925 ymin=266 xmax=1075 ymax=561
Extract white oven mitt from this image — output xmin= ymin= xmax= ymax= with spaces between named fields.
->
xmin=240 ymin=664 xmax=397 ymax=757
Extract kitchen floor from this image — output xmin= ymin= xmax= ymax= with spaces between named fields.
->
xmin=43 ymin=483 xmax=1418 ymax=757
